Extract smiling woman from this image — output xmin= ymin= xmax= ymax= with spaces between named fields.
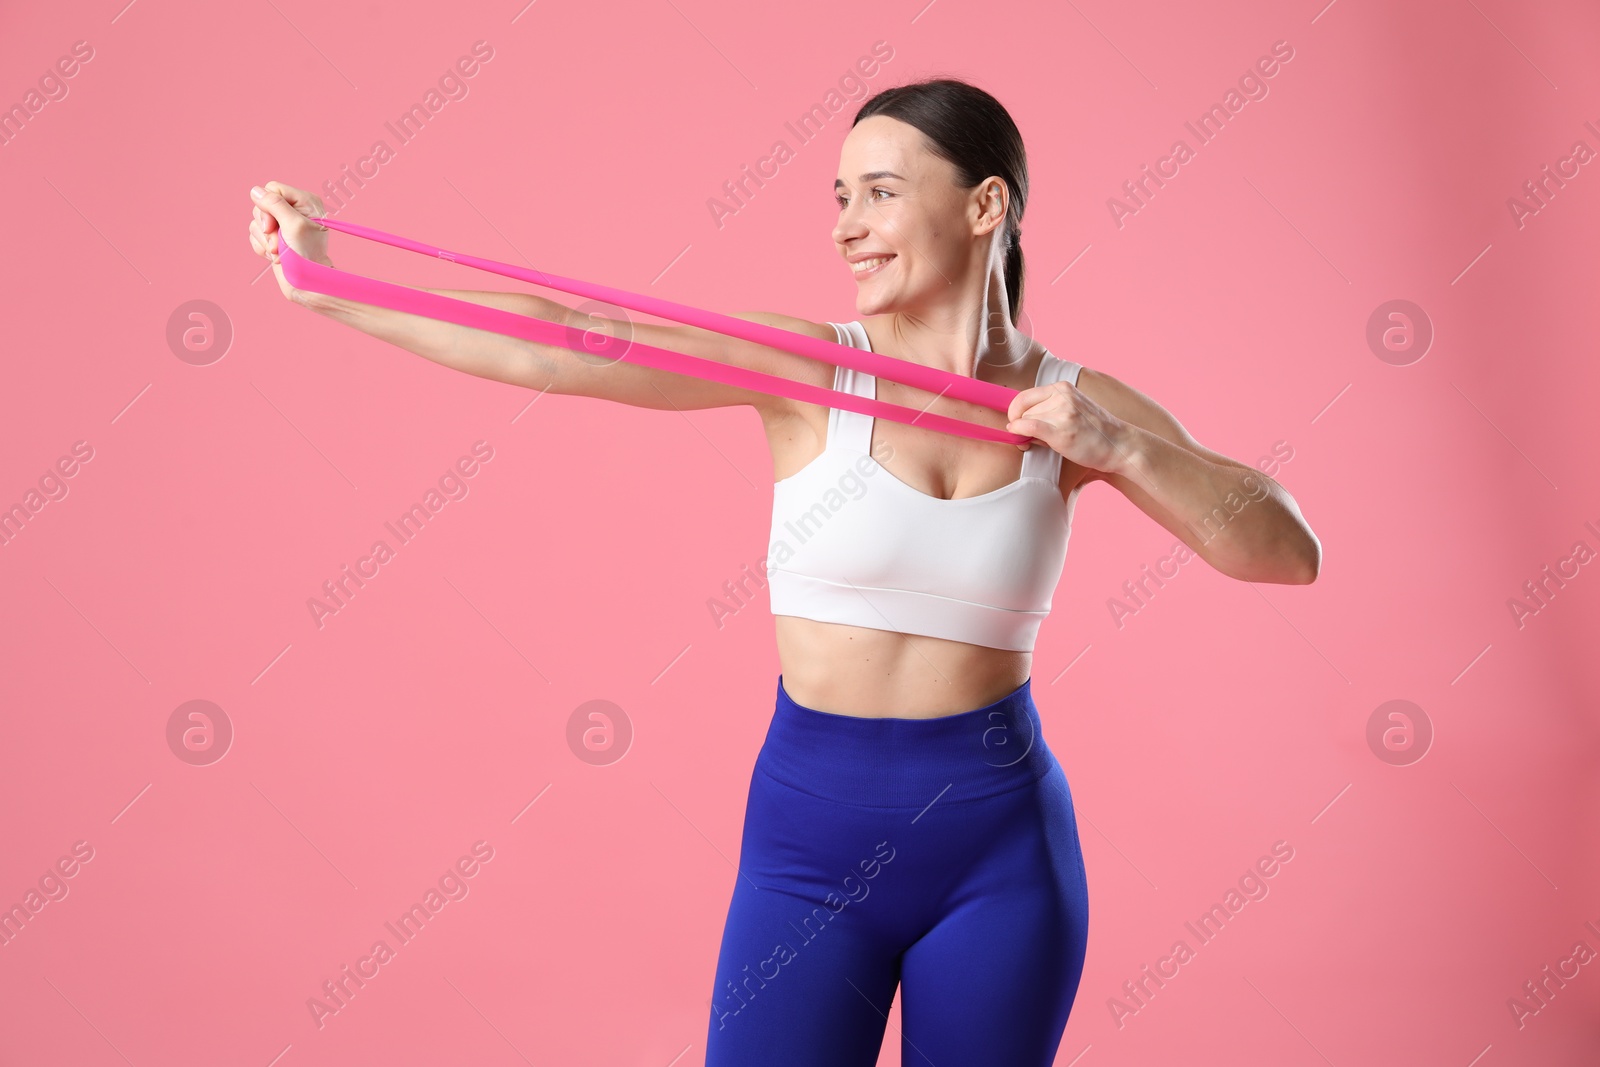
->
xmin=835 ymin=80 xmax=1030 ymax=322
xmin=247 ymin=72 xmax=1318 ymax=1067
xmin=707 ymin=79 xmax=1105 ymax=1067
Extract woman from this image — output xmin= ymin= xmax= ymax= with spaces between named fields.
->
xmin=250 ymin=78 xmax=1319 ymax=1066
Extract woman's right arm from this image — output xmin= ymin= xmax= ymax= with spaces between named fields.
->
xmin=249 ymin=181 xmax=835 ymax=414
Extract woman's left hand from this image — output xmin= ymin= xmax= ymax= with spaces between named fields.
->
xmin=1005 ymin=379 xmax=1130 ymax=474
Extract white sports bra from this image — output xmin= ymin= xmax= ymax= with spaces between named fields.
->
xmin=765 ymin=320 xmax=1086 ymax=652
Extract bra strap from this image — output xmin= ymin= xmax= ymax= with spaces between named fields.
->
xmin=829 ymin=322 xmax=877 ymax=455
xmin=1020 ymin=353 xmax=1085 ymax=485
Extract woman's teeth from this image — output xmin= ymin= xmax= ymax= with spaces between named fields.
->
xmin=852 ymin=255 xmax=894 ymax=276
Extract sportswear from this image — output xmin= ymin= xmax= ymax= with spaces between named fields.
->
xmin=705 ymin=674 xmax=1090 ymax=1065
xmin=766 ymin=321 xmax=1086 ymax=652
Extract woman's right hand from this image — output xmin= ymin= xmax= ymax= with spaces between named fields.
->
xmin=248 ymin=181 xmax=331 ymax=302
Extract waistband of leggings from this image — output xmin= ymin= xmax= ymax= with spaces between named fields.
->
xmin=757 ymin=674 xmax=1055 ymax=807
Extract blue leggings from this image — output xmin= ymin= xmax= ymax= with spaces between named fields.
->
xmin=705 ymin=676 xmax=1090 ymax=1066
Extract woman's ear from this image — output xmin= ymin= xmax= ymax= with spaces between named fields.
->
xmin=974 ymin=177 xmax=1009 ymax=237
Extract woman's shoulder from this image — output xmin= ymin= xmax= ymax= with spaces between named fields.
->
xmin=731 ymin=310 xmax=839 ymax=343
xmin=727 ymin=312 xmax=846 ymax=424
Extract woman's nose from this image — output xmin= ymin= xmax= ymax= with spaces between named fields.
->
xmin=832 ymin=208 xmax=867 ymax=244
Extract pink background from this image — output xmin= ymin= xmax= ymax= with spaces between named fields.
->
xmin=2 ymin=0 xmax=1598 ymax=1064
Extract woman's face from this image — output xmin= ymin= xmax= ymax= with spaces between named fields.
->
xmin=832 ymin=115 xmax=1002 ymax=318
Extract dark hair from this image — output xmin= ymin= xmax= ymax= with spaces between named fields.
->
xmin=852 ymin=78 xmax=1029 ymax=320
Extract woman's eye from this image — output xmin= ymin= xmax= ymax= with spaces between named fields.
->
xmin=836 ymin=188 xmax=892 ymax=208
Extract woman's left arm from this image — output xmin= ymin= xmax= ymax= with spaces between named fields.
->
xmin=1007 ymin=368 xmax=1321 ymax=585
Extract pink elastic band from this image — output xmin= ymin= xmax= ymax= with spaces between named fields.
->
xmin=275 ymin=216 xmax=1034 ymax=445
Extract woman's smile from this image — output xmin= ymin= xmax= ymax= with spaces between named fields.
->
xmin=849 ymin=253 xmax=896 ymax=278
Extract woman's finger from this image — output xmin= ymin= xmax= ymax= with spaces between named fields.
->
xmin=1006 ymin=416 xmax=1037 ymax=449
xmin=1007 ymin=388 xmax=1040 ymax=423
xmin=265 ymin=180 xmax=322 ymax=218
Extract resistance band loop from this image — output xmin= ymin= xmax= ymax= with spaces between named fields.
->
xmin=276 ymin=216 xmax=1034 ymax=445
